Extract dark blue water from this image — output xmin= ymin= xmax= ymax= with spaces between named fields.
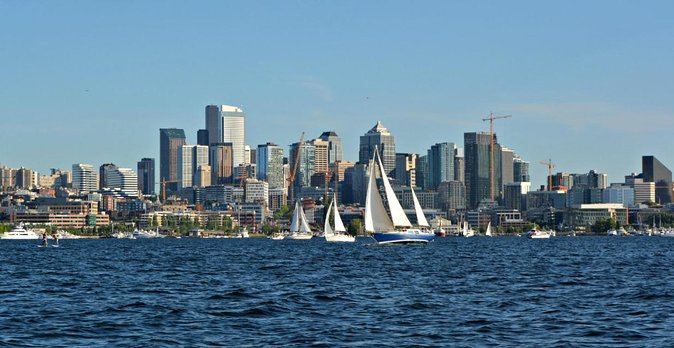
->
xmin=2 ymin=237 xmax=674 ymax=347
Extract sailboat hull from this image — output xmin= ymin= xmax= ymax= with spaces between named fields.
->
xmin=284 ymin=233 xmax=313 ymax=240
xmin=372 ymin=231 xmax=434 ymax=244
xmin=325 ymin=234 xmax=356 ymax=242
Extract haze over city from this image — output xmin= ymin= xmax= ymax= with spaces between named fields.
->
xmin=2 ymin=1 xmax=674 ymax=187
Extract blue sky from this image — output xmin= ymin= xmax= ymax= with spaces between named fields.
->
xmin=2 ymin=1 xmax=673 ymax=188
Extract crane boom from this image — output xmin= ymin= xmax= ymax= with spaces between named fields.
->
xmin=288 ymin=132 xmax=305 ymax=204
xmin=540 ymin=159 xmax=555 ymax=191
xmin=481 ymin=113 xmax=512 ymax=202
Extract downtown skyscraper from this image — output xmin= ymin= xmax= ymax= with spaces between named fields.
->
xmin=359 ymin=121 xmax=396 ymax=177
xmin=205 ymin=105 xmax=246 ymax=168
xmin=427 ymin=142 xmax=456 ymax=190
xmin=160 ymin=128 xmax=186 ymax=193
xmin=257 ymin=143 xmax=285 ymax=189
xmin=464 ymin=132 xmax=502 ymax=209
xmin=137 ymin=158 xmax=155 ymax=195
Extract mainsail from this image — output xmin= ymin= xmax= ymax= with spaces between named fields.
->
xmin=410 ymin=186 xmax=429 ymax=227
xmin=333 ymin=196 xmax=347 ymax=232
xmin=364 ymin=157 xmax=395 ymax=232
xmin=375 ymin=150 xmax=411 ymax=228
xmin=289 ymin=201 xmax=300 ymax=232
xmin=324 ymin=200 xmax=334 ymax=236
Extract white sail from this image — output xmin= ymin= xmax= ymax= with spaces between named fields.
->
xmin=289 ymin=201 xmax=300 ymax=232
xmin=324 ymin=200 xmax=334 ymax=236
xmin=485 ymin=222 xmax=492 ymax=236
xmin=463 ymin=220 xmax=468 ymax=235
xmin=375 ymin=150 xmax=411 ymax=228
xmin=333 ymin=195 xmax=347 ymax=232
xmin=299 ymin=205 xmax=312 ymax=233
xmin=364 ymin=159 xmax=394 ymax=232
xmin=410 ymin=186 xmax=429 ymax=227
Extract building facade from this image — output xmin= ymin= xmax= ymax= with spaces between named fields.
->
xmin=159 ymin=128 xmax=186 ymax=193
xmin=359 ymin=121 xmax=396 ymax=177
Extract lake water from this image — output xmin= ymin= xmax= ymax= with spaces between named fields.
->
xmin=2 ymin=236 xmax=674 ymax=347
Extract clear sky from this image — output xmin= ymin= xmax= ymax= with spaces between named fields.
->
xmin=2 ymin=1 xmax=673 ymax=188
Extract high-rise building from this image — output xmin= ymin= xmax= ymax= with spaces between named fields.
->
xmin=359 ymin=121 xmax=396 ymax=177
xmin=395 ymin=153 xmax=417 ymax=187
xmin=245 ymin=179 xmax=269 ymax=206
xmin=642 ymin=155 xmax=673 ymax=204
xmin=178 ymin=145 xmax=209 ymax=188
xmin=205 ymin=105 xmax=246 ymax=167
xmin=209 ymin=143 xmax=233 ymax=185
xmin=631 ymin=179 xmax=656 ymax=204
xmin=99 ymin=163 xmax=117 ymax=189
xmin=159 ymin=128 xmax=186 ymax=193
xmin=501 ymin=147 xmax=514 ymax=185
xmin=137 ymin=158 xmax=155 ymax=195
xmin=257 ymin=143 xmax=285 ymax=189
xmin=0 ymin=166 xmax=15 ymax=189
xmin=311 ymin=139 xmax=329 ymax=174
xmin=503 ymin=182 xmax=531 ymax=211
xmin=416 ymin=155 xmax=429 ymax=190
xmin=464 ymin=132 xmax=502 ymax=209
xmin=72 ymin=163 xmax=99 ymax=192
xmin=197 ymin=129 xmax=209 ymax=146
xmin=318 ymin=131 xmax=343 ymax=164
xmin=289 ymin=141 xmax=316 ymax=190
xmin=14 ymin=168 xmax=34 ymax=189
xmin=437 ymin=181 xmax=466 ymax=211
xmin=602 ymin=183 xmax=635 ymax=206
xmin=194 ymin=165 xmax=212 ymax=188
xmin=107 ymin=168 xmax=139 ymax=196
xmin=427 ymin=142 xmax=456 ymax=190
xmin=513 ymin=157 xmax=530 ymax=183
xmin=454 ymin=148 xmax=465 ymax=183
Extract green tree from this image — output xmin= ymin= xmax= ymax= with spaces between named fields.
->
xmin=592 ymin=218 xmax=616 ymax=233
xmin=273 ymin=205 xmax=292 ymax=220
xmin=151 ymin=215 xmax=159 ymax=227
xmin=348 ymin=219 xmax=363 ymax=234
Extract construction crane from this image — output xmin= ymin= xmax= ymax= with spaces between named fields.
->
xmin=287 ymin=132 xmax=305 ymax=204
xmin=159 ymin=178 xmax=180 ymax=203
xmin=482 ymin=112 xmax=512 ymax=202
xmin=540 ymin=159 xmax=555 ymax=191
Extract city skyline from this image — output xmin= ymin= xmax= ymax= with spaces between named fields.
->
xmin=2 ymin=1 xmax=674 ymax=186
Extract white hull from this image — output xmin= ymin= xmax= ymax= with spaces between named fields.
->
xmin=269 ymin=234 xmax=285 ymax=240
xmin=284 ymin=233 xmax=313 ymax=240
xmin=1 ymin=232 xmax=40 ymax=240
xmin=325 ymin=234 xmax=355 ymax=242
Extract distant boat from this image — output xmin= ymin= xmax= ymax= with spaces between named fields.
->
xmin=462 ymin=220 xmax=474 ymax=238
xmin=485 ymin=222 xmax=493 ymax=237
xmin=526 ymin=229 xmax=551 ymax=239
xmin=0 ymin=223 xmax=40 ymax=240
xmin=607 ymin=229 xmax=618 ymax=236
xmin=284 ymin=200 xmax=313 ymax=240
xmin=324 ymin=194 xmax=355 ymax=243
xmin=365 ymin=148 xmax=434 ymax=244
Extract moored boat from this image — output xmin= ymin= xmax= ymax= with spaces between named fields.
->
xmin=0 ymin=223 xmax=40 ymax=240
xmin=324 ymin=193 xmax=355 ymax=243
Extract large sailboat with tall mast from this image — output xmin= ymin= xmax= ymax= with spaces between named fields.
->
xmin=365 ymin=148 xmax=434 ymax=244
xmin=285 ymin=200 xmax=313 ymax=240
xmin=324 ymin=193 xmax=355 ymax=242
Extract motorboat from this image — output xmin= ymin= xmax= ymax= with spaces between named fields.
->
xmin=526 ymin=229 xmax=551 ymax=239
xmin=1 ymin=223 xmax=40 ymax=240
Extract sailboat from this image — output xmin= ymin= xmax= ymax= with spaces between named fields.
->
xmin=485 ymin=222 xmax=492 ymax=237
xmin=284 ymin=200 xmax=313 ymax=240
xmin=365 ymin=148 xmax=434 ymax=244
xmin=324 ymin=194 xmax=355 ymax=242
xmin=462 ymin=220 xmax=475 ymax=237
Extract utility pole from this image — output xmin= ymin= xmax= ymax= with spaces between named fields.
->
xmin=540 ymin=159 xmax=555 ymax=191
xmin=481 ymin=112 xmax=512 ymax=202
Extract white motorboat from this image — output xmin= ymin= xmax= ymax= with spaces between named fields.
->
xmin=324 ymin=193 xmax=355 ymax=243
xmin=526 ymin=229 xmax=551 ymax=239
xmin=1 ymin=223 xmax=40 ymax=240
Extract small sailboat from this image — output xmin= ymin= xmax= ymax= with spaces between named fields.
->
xmin=324 ymin=194 xmax=355 ymax=242
xmin=462 ymin=220 xmax=474 ymax=237
xmin=284 ymin=200 xmax=313 ymax=240
xmin=485 ymin=222 xmax=492 ymax=237
xmin=365 ymin=148 xmax=434 ymax=244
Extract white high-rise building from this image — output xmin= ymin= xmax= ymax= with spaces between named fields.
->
xmin=205 ymin=105 xmax=246 ymax=168
xmin=107 ymin=168 xmax=139 ymax=196
xmin=72 ymin=163 xmax=98 ymax=192
xmin=178 ymin=145 xmax=209 ymax=188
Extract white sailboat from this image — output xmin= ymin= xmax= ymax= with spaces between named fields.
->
xmin=324 ymin=194 xmax=355 ymax=242
xmin=485 ymin=222 xmax=493 ymax=237
xmin=284 ymin=200 xmax=313 ymax=240
xmin=462 ymin=220 xmax=474 ymax=237
xmin=366 ymin=148 xmax=434 ymax=244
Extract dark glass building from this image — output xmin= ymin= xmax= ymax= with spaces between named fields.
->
xmin=464 ymin=132 xmax=502 ymax=209
xmin=137 ymin=158 xmax=155 ymax=195
xmin=159 ymin=128 xmax=186 ymax=193
xmin=642 ymin=156 xmax=672 ymax=204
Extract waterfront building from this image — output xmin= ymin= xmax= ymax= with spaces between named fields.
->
xmin=602 ymin=183 xmax=635 ymax=206
xmin=257 ymin=143 xmax=285 ymax=189
xmin=564 ymin=204 xmax=628 ymax=228
xmin=159 ymin=128 xmax=186 ymax=193
xmin=359 ymin=121 xmax=396 ymax=176
xmin=464 ymin=132 xmax=502 ymax=209
xmin=99 ymin=163 xmax=117 ymax=189
xmin=72 ymin=163 xmax=99 ymax=193
xmin=427 ymin=142 xmax=456 ymax=190
xmin=137 ymin=158 xmax=155 ymax=195
xmin=209 ymin=143 xmax=233 ymax=185
xmin=106 ymin=168 xmax=139 ymax=196
xmin=395 ymin=153 xmax=417 ymax=187
xmin=244 ymin=179 xmax=269 ymax=206
xmin=642 ymin=155 xmax=673 ymax=204
xmin=526 ymin=190 xmax=567 ymax=210
xmin=318 ymin=131 xmax=343 ymax=164
xmin=205 ymin=105 xmax=246 ymax=167
xmin=268 ymin=188 xmax=287 ymax=211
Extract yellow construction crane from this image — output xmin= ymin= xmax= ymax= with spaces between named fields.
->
xmin=540 ymin=159 xmax=555 ymax=191
xmin=287 ymin=132 xmax=305 ymax=204
xmin=482 ymin=112 xmax=512 ymax=202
